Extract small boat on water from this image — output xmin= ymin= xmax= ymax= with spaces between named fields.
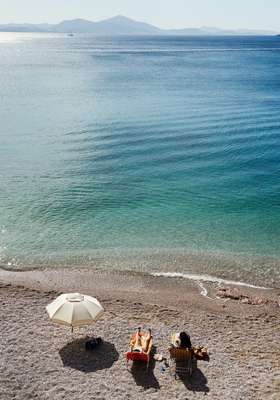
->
xmin=67 ymin=33 xmax=74 ymax=37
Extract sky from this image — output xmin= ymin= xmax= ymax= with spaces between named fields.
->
xmin=0 ymin=0 xmax=279 ymax=31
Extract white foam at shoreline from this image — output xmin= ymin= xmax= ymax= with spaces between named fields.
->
xmin=151 ymin=271 xmax=270 ymax=290
xmin=196 ymin=281 xmax=213 ymax=299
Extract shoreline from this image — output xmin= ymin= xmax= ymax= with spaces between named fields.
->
xmin=0 ymin=266 xmax=279 ymax=313
xmin=1 ymin=245 xmax=280 ymax=290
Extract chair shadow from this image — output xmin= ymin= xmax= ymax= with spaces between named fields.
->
xmin=129 ymin=347 xmax=160 ymax=390
xmin=59 ymin=338 xmax=119 ymax=373
xmin=178 ymin=359 xmax=209 ymax=394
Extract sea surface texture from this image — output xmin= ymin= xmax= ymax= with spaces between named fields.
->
xmin=1 ymin=33 xmax=280 ymax=286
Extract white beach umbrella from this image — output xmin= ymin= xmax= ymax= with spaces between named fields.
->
xmin=46 ymin=293 xmax=104 ymax=332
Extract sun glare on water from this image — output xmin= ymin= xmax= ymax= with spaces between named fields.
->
xmin=0 ymin=32 xmax=60 ymax=43
xmin=0 ymin=32 xmax=35 ymax=43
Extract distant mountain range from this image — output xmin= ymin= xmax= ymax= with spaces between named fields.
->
xmin=0 ymin=15 xmax=278 ymax=36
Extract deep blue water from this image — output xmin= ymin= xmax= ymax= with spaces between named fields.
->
xmin=0 ymin=33 xmax=280 ymax=285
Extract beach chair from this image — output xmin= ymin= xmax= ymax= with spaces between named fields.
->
xmin=169 ymin=347 xmax=193 ymax=379
xmin=126 ymin=331 xmax=153 ymax=370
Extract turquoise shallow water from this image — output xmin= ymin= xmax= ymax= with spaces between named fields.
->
xmin=0 ymin=33 xmax=280 ymax=286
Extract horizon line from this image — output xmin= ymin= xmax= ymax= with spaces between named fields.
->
xmin=0 ymin=14 xmax=279 ymax=33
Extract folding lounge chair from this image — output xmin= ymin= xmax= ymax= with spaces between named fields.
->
xmin=169 ymin=347 xmax=193 ymax=379
xmin=126 ymin=331 xmax=153 ymax=370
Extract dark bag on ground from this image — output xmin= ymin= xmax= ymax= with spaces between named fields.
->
xmin=85 ymin=337 xmax=102 ymax=350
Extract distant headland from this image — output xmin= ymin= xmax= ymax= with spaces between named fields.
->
xmin=0 ymin=15 xmax=278 ymax=36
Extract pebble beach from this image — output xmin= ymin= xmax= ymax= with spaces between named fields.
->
xmin=0 ymin=267 xmax=279 ymax=400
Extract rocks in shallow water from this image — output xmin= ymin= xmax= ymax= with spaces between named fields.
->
xmin=216 ymin=287 xmax=272 ymax=305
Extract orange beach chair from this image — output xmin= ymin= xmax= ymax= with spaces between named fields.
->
xmin=126 ymin=331 xmax=153 ymax=369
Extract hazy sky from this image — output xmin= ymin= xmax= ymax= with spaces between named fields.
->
xmin=0 ymin=0 xmax=279 ymax=30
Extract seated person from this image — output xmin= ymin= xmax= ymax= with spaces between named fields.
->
xmin=130 ymin=327 xmax=152 ymax=354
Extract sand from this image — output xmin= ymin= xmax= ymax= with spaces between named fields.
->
xmin=0 ymin=267 xmax=279 ymax=400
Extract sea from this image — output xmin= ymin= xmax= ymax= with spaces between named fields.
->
xmin=1 ymin=33 xmax=280 ymax=287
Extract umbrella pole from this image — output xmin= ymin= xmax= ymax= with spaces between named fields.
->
xmin=71 ymin=326 xmax=73 ymax=334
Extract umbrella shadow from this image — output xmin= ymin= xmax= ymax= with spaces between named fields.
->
xmin=59 ymin=338 xmax=119 ymax=373
xmin=129 ymin=347 xmax=160 ymax=390
xmin=178 ymin=360 xmax=209 ymax=394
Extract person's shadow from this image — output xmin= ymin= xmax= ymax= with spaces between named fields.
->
xmin=178 ymin=360 xmax=209 ymax=394
xmin=59 ymin=338 xmax=119 ymax=373
xmin=129 ymin=347 xmax=160 ymax=390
